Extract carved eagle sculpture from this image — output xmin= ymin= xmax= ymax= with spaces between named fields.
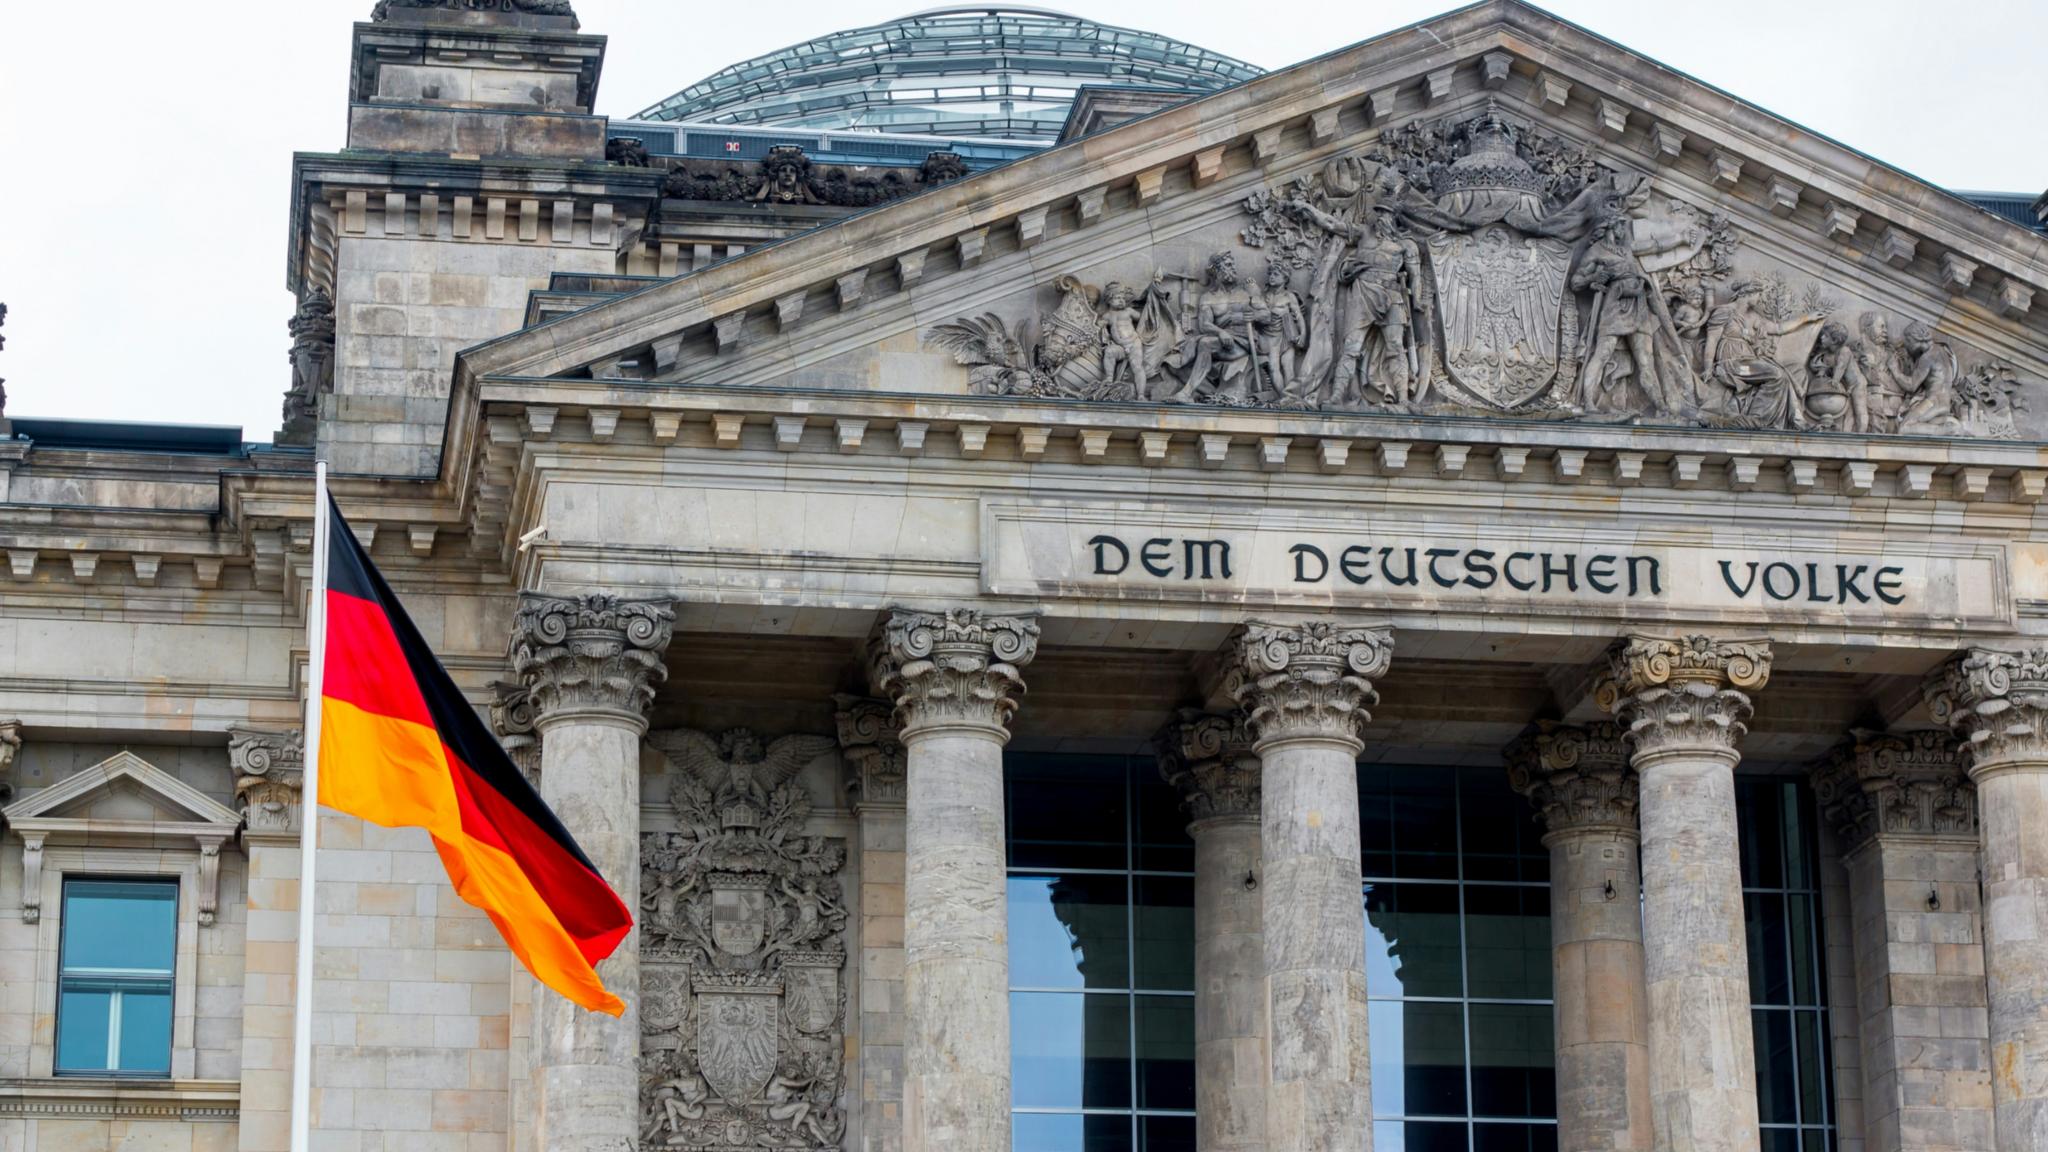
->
xmin=925 ymin=313 xmax=1038 ymax=396
xmin=650 ymin=727 xmax=837 ymax=810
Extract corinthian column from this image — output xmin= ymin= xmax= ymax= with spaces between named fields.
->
xmin=1926 ymin=650 xmax=2048 ymax=1151
xmin=512 ymin=593 xmax=674 ymax=1152
xmin=1224 ymin=621 xmax=1393 ymax=1152
xmin=1597 ymin=635 xmax=1770 ymax=1152
xmin=1810 ymin=730 xmax=1990 ymax=1152
xmin=1505 ymin=722 xmax=1650 ymax=1152
xmin=1157 ymin=709 xmax=1267 ymax=1152
xmin=866 ymin=609 xmax=1039 ymax=1152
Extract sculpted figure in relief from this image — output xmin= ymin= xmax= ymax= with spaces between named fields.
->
xmin=924 ymin=101 xmax=2036 ymax=439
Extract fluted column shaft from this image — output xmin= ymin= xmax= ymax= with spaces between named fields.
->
xmin=513 ymin=593 xmax=673 ymax=1152
xmin=1227 ymin=622 xmax=1393 ymax=1152
xmin=1159 ymin=710 xmax=1268 ymax=1152
xmin=868 ymin=610 xmax=1039 ymax=1152
xmin=1507 ymin=723 xmax=1650 ymax=1152
xmin=1928 ymin=650 xmax=2048 ymax=1152
xmin=1599 ymin=635 xmax=1771 ymax=1152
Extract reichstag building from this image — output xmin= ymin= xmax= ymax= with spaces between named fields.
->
xmin=2 ymin=2 xmax=2046 ymax=1151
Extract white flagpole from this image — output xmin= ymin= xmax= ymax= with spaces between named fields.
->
xmin=289 ymin=462 xmax=330 ymax=1152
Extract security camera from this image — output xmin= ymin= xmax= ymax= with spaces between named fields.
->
xmin=516 ymin=525 xmax=549 ymax=552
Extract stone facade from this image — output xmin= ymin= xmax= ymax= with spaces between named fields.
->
xmin=4 ymin=1 xmax=2048 ymax=1151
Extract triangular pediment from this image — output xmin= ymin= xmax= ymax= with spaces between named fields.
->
xmin=3 ymin=750 xmax=241 ymax=830
xmin=458 ymin=0 xmax=2048 ymax=442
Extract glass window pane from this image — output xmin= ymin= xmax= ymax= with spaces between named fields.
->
xmin=1010 ymin=874 xmax=1130 ymax=990
xmin=1009 ymin=758 xmax=1127 ymax=869
xmin=1135 ymin=995 xmax=1194 ymax=1110
xmin=1464 ymin=886 xmax=1551 ymax=1002
xmin=1780 ymin=783 xmax=1814 ymax=891
xmin=1387 ymin=1119 xmax=1469 ymax=1152
xmin=1010 ymin=992 xmax=1132 ymax=1109
xmin=1797 ymin=1010 xmax=1828 ymax=1124
xmin=55 ymin=986 xmax=112 ymax=1072
xmin=1361 ymin=766 xmax=1397 ymax=879
xmin=1745 ymin=892 xmax=1791 ymax=1006
xmin=1014 ymin=1112 xmax=1133 ymax=1152
xmin=1475 ymin=1123 xmax=1561 ymax=1152
xmin=1366 ymin=882 xmax=1463 ymax=998
xmin=1371 ymin=999 xmax=1466 ymax=1118
xmin=62 ymin=880 xmax=176 ymax=973
xmin=1461 ymin=766 xmax=1548 ymax=883
xmin=116 ymin=985 xmax=174 ymax=1075
xmin=1738 ymin=783 xmax=1786 ymax=890
xmin=1133 ymin=765 xmax=1194 ymax=873
xmin=1468 ymin=1003 xmax=1555 ymax=1119
xmin=1132 ymin=877 xmax=1193 ymax=992
xmin=1138 ymin=1114 xmax=1195 ymax=1152
xmin=1789 ymin=896 xmax=1820 ymax=1008
xmin=1760 ymin=1129 xmax=1801 ymax=1152
xmin=1375 ymin=770 xmax=1459 ymax=880
xmin=1752 ymin=1009 xmax=1798 ymax=1125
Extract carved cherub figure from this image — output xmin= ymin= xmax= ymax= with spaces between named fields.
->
xmin=1096 ymin=281 xmax=1153 ymax=397
xmin=764 ymin=1068 xmax=841 ymax=1145
xmin=1896 ymin=321 xmax=1961 ymax=434
xmin=643 ymin=1060 xmax=710 ymax=1141
xmin=1802 ymin=319 xmax=1870 ymax=431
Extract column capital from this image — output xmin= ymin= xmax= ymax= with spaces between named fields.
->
xmin=1223 ymin=620 xmax=1393 ymax=753
xmin=229 ymin=725 xmax=305 ymax=836
xmin=510 ymin=592 xmax=673 ymax=730
xmin=490 ymin=679 xmax=541 ymax=785
xmin=865 ymin=608 xmax=1040 ymax=742
xmin=1595 ymin=634 xmax=1771 ymax=761
xmin=1155 ymin=708 xmax=1261 ymax=826
xmin=1810 ymin=729 xmax=1974 ymax=853
xmin=834 ymin=694 xmax=905 ymax=810
xmin=1924 ymin=646 xmax=2048 ymax=778
xmin=1504 ymin=721 xmax=1638 ymax=837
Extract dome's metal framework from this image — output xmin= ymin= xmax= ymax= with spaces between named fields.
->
xmin=635 ymin=6 xmax=1264 ymax=142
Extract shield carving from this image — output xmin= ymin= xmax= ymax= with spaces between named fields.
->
xmin=695 ymin=987 xmax=780 ymax=1105
xmin=710 ymin=874 xmax=768 ymax=957
xmin=1427 ymin=225 xmax=1573 ymax=408
xmin=783 ymin=959 xmax=840 ymax=1034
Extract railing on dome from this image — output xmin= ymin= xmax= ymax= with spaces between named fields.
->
xmin=634 ymin=7 xmax=1263 ymax=142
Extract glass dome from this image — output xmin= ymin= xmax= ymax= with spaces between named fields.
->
xmin=635 ymin=6 xmax=1264 ymax=142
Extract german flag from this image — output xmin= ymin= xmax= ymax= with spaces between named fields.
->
xmin=314 ymin=494 xmax=631 ymax=1015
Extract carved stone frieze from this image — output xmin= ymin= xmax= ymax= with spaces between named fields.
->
xmin=278 ymin=288 xmax=333 ymax=447
xmin=1154 ymin=708 xmax=1260 ymax=823
xmin=640 ymin=727 xmax=848 ymax=1151
xmin=1224 ymin=621 xmax=1394 ymax=749
xmin=511 ymin=593 xmax=674 ymax=726
xmin=490 ymin=680 xmax=540 ymax=785
xmin=0 ymin=719 xmax=19 ymax=805
xmin=1925 ymin=648 xmax=2048 ymax=777
xmin=1596 ymin=634 xmax=1771 ymax=760
xmin=1503 ymin=720 xmax=1637 ymax=835
xmin=606 ymin=136 xmax=652 ymax=167
xmin=831 ymin=695 xmax=903 ymax=809
xmin=659 ymin=146 xmax=966 ymax=210
xmin=865 ymin=609 xmax=1039 ymax=740
xmin=924 ymin=100 xmax=2035 ymax=438
xmin=228 ymin=725 xmax=305 ymax=833
xmin=1810 ymin=730 xmax=1974 ymax=852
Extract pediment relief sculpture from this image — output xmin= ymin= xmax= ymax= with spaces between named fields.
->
xmin=928 ymin=103 xmax=2034 ymax=440
xmin=639 ymin=727 xmax=847 ymax=1150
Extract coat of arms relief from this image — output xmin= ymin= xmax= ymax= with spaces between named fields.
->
xmin=639 ymin=728 xmax=848 ymax=1151
xmin=929 ymin=102 xmax=2031 ymax=439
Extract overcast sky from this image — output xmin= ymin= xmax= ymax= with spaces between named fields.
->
xmin=0 ymin=0 xmax=2041 ymax=441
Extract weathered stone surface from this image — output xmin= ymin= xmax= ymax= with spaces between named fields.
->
xmin=1600 ymin=635 xmax=1769 ymax=1152
xmin=1506 ymin=722 xmax=1650 ymax=1152
xmin=867 ymin=610 xmax=1038 ymax=1152
xmin=1926 ymin=651 xmax=2048 ymax=1151
xmin=1226 ymin=622 xmax=1391 ymax=1152
xmin=515 ymin=594 xmax=673 ymax=1152
xmin=1157 ymin=709 xmax=1265 ymax=1152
